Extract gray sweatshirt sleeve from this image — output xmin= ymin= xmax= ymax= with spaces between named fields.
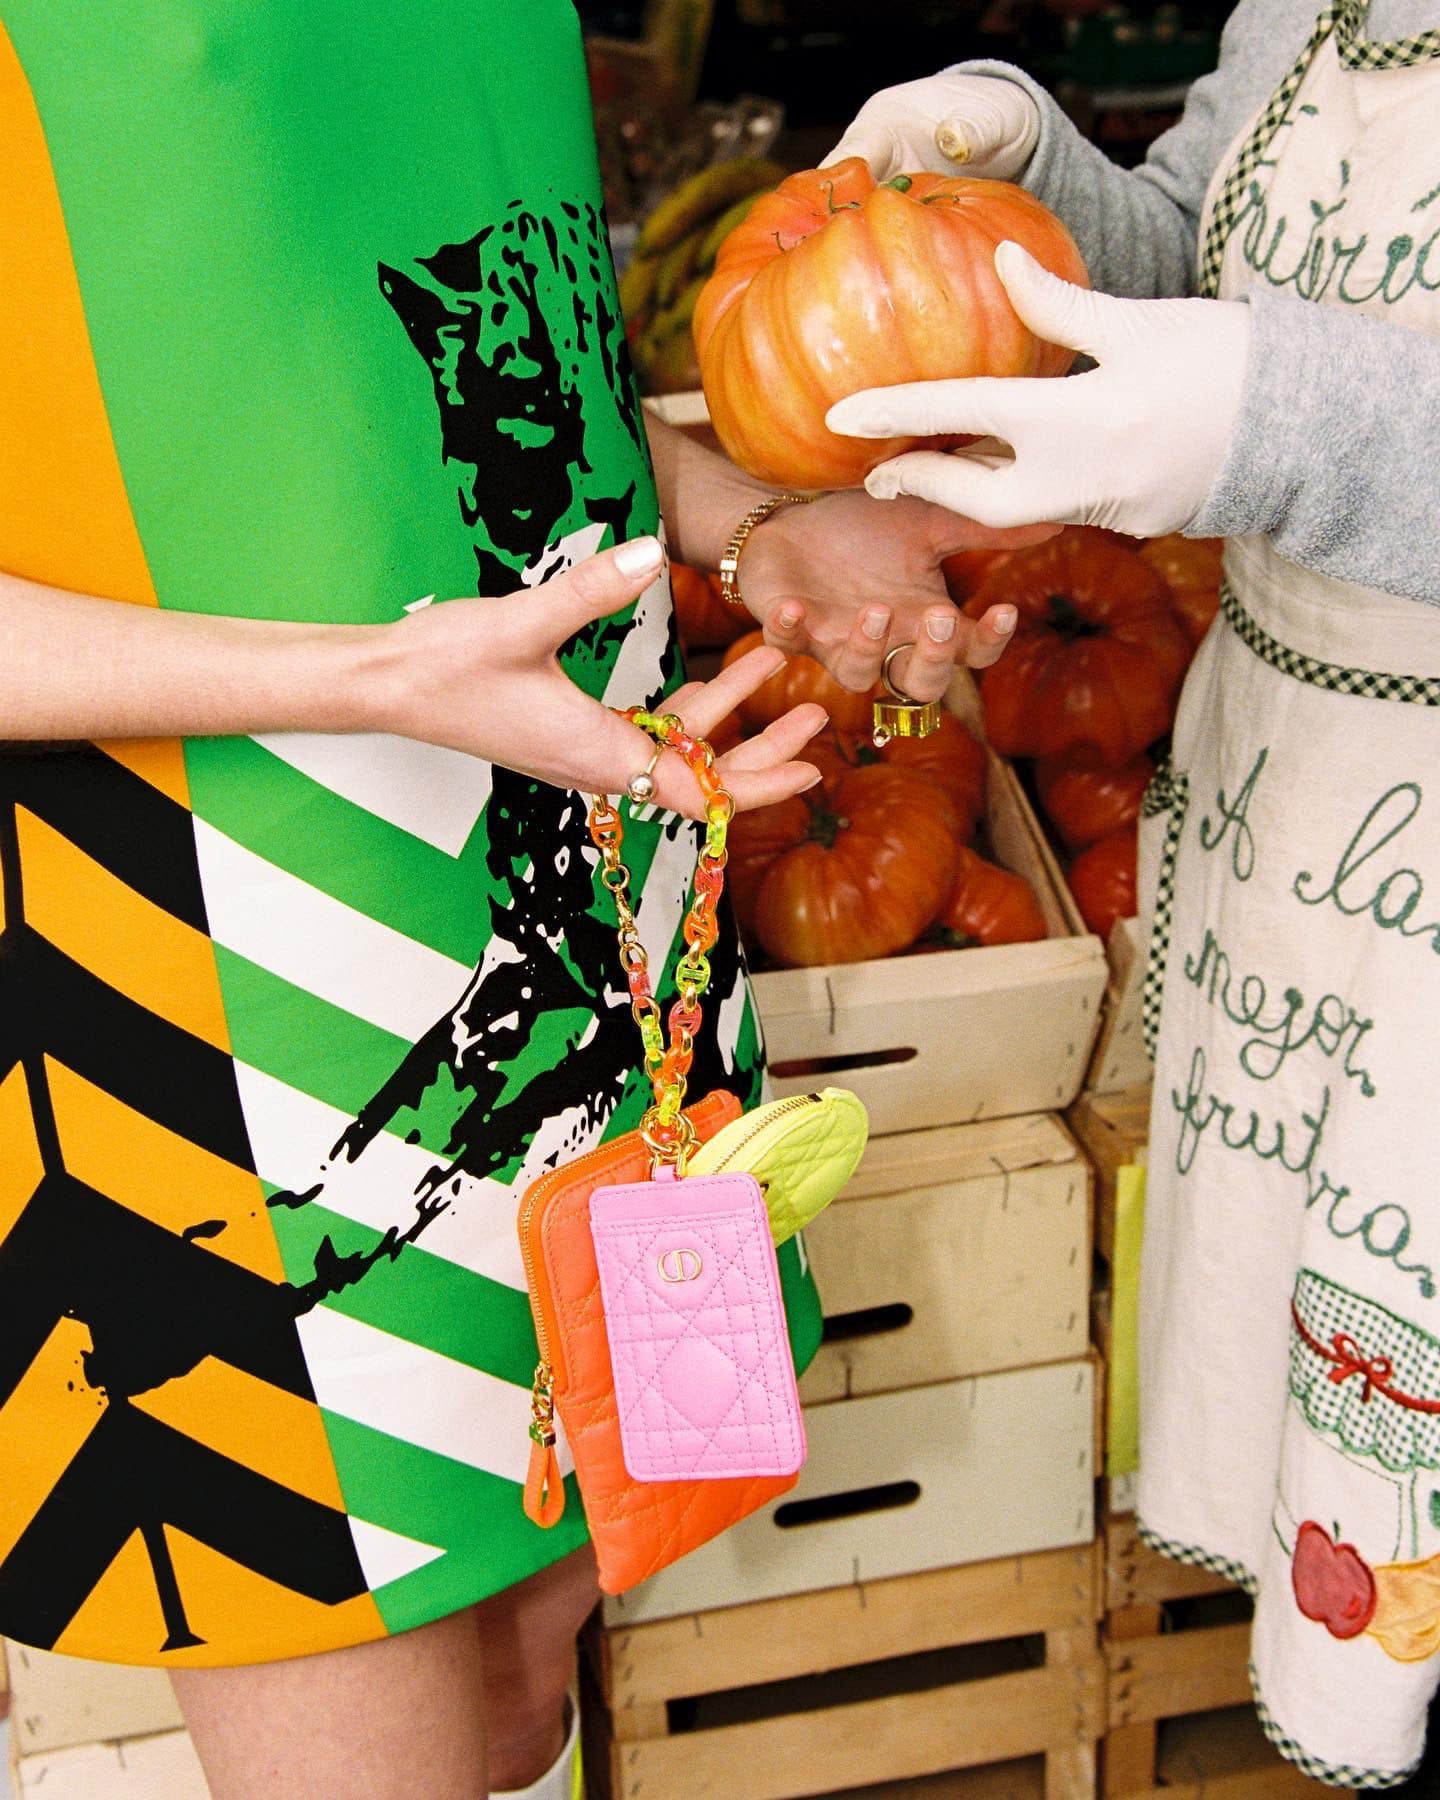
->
xmin=958 ymin=0 xmax=1303 ymax=297
xmin=952 ymin=0 xmax=1440 ymax=605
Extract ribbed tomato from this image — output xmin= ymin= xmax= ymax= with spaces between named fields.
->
xmin=964 ymin=529 xmax=1190 ymax=764
xmin=804 ymin=715 xmax=986 ymax=840
xmin=744 ymin=766 xmax=961 ymax=966
xmin=1139 ymin=534 xmax=1224 ymax=649
xmin=725 ymin=793 xmax=809 ymax=943
xmin=941 ymin=547 xmax=1015 ymax=603
xmin=669 ymin=560 xmax=749 ymax=652
xmin=933 ymin=847 xmax=1049 ymax=947
xmin=721 ymin=632 xmax=878 ymax=734
xmin=694 ymin=158 xmax=1089 ymax=490
xmin=1035 ymin=747 xmax=1154 ymax=851
xmin=1069 ymin=827 xmax=1139 ymax=940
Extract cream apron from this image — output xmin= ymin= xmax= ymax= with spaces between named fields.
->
xmin=1137 ymin=0 xmax=1440 ymax=1785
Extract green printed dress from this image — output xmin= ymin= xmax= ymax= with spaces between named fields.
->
xmin=0 ymin=0 xmax=819 ymax=1668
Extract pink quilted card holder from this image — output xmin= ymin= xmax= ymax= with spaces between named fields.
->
xmin=589 ymin=1169 xmax=806 ymax=1484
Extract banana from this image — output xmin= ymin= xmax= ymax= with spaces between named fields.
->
xmin=635 ymin=156 xmax=785 ymax=259
xmin=618 ymin=252 xmax=660 ymax=323
xmin=654 ymin=228 xmax=703 ymax=309
xmin=646 ymin=272 xmax=708 ymax=348
xmin=696 ymin=189 xmax=766 ymax=271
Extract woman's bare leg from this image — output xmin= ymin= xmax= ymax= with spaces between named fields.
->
xmin=475 ymin=1545 xmax=599 ymax=1792
xmin=172 ymin=1607 xmax=487 ymax=1800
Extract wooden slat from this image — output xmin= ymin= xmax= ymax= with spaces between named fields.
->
xmin=608 ymin=1663 xmax=1104 ymax=1800
xmin=1068 ymin=1088 xmax=1150 ymax=1267
xmin=13 ymin=1729 xmax=207 ymax=1799
xmin=1087 ymin=915 xmax=1150 ymax=1098
xmin=4 ymin=1642 xmax=181 ymax=1758
xmin=595 ymin=1543 xmax=1101 ymax=1711
xmin=1103 ymin=1721 xmax=1161 ymax=1799
xmin=842 ymin=1113 xmax=1077 ymax=1201
xmin=1107 ymin=1621 xmax=1253 ymax=1728
xmin=1133 ymin=1706 xmax=1336 ymax=1798
xmin=1045 ymin=1740 xmax=1099 ymax=1800
xmin=603 ymin=1364 xmax=1095 ymax=1625
xmin=753 ymin=741 xmax=1107 ymax=1136
xmin=800 ymin=1143 xmax=1089 ymax=1402
xmin=1105 ymin=1517 xmax=1236 ymax=1612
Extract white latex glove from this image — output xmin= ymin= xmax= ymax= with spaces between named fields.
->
xmin=826 ymin=242 xmax=1252 ymax=538
xmin=822 ymin=72 xmax=1041 ymax=181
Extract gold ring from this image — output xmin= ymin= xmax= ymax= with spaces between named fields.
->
xmin=882 ymin=642 xmax=921 ymax=704
xmin=625 ymin=743 xmax=665 ymax=804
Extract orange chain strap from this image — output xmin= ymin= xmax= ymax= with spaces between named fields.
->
xmin=588 ymin=708 xmax=733 ymax=1171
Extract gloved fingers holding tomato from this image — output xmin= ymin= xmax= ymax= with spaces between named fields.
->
xmin=822 ymin=72 xmax=1041 ymax=182
xmin=827 ymin=241 xmax=1253 ymax=540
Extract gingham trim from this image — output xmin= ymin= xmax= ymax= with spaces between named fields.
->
xmin=1134 ymin=1517 xmax=1258 ymax=1593
xmin=1335 ymin=0 xmax=1440 ymax=68
xmin=1198 ymin=0 xmax=1440 ymax=298
xmin=1135 ymin=1522 xmax=1424 ymax=1789
xmin=1252 ymin=1676 xmax=1423 ymax=1789
xmin=1140 ymin=758 xmax=1189 ymax=1061
xmin=1197 ymin=0 xmax=1343 ymax=296
xmin=1220 ymin=582 xmax=1440 ymax=702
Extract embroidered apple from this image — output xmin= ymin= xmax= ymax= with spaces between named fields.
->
xmin=1292 ymin=1520 xmax=1378 ymax=1640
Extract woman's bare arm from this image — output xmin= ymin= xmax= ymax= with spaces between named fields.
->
xmin=0 ymin=568 xmax=375 ymax=741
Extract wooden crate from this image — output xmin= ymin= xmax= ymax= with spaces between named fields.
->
xmin=1100 ymin=1518 xmax=1330 ymax=1798
xmin=799 ymin=1113 xmax=1090 ymax=1405
xmin=1067 ymin=1085 xmax=1150 ymax=1269
xmin=3 ymin=1641 xmax=181 ymax=1758
xmin=1086 ymin=917 xmax=1150 ymax=1099
xmin=1139 ymin=1708 xmax=1346 ymax=1798
xmin=12 ymin=1729 xmax=207 ymax=1799
xmin=585 ymin=1543 xmax=1104 ymax=1800
xmin=754 ymin=750 xmax=1107 ymax=1135
xmin=603 ymin=1361 xmax=1096 ymax=1625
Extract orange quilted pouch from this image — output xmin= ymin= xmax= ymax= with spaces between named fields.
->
xmin=518 ymin=1089 xmax=801 ymax=1594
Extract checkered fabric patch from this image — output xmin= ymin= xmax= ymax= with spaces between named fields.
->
xmin=1253 ymin=1680 xmax=1422 ymax=1789
xmin=1135 ymin=1527 xmax=1420 ymax=1785
xmin=1220 ymin=582 xmax=1440 ymax=702
xmin=1135 ymin=1517 xmax=1258 ymax=1593
xmin=1140 ymin=757 xmax=1189 ymax=1061
xmin=1197 ymin=1 xmax=1344 ymax=296
xmin=1335 ymin=0 xmax=1440 ymax=67
xmin=1198 ymin=0 xmax=1440 ymax=298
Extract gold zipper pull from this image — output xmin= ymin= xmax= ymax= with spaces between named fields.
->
xmin=524 ymin=1363 xmax=565 ymax=1528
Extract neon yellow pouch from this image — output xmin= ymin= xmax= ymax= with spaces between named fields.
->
xmin=687 ymin=1088 xmax=869 ymax=1246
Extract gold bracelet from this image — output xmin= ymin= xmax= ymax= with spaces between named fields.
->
xmin=717 ymin=492 xmax=814 ymax=616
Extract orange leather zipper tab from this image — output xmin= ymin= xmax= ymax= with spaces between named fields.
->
xmin=524 ymin=1435 xmax=566 ymax=1528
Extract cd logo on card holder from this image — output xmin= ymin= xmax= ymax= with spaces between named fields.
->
xmin=658 ymin=1248 xmax=704 ymax=1283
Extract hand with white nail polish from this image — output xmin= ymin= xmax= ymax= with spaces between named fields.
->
xmin=828 ymin=242 xmax=1252 ymax=538
xmin=732 ymin=485 xmax=1048 ymax=702
xmin=369 ymin=536 xmax=823 ymax=817
xmin=822 ymin=72 xmax=1040 ymax=182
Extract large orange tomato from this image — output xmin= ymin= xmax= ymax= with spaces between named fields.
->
xmin=1035 ymin=747 xmax=1154 ymax=851
xmin=743 ymin=766 xmax=961 ymax=967
xmin=805 ymin=715 xmax=986 ymax=840
xmin=1139 ymin=534 xmax=1224 ymax=649
xmin=694 ymin=159 xmax=1089 ymax=490
xmin=669 ymin=561 xmax=749 ymax=652
xmin=964 ymin=529 xmax=1190 ymax=764
xmin=721 ymin=631 xmax=878 ymax=734
xmin=933 ymin=847 xmax=1049 ymax=947
xmin=1068 ymin=827 xmax=1139 ymax=940
xmin=941 ymin=547 xmax=1015 ymax=603
xmin=725 ymin=793 xmax=809 ymax=943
